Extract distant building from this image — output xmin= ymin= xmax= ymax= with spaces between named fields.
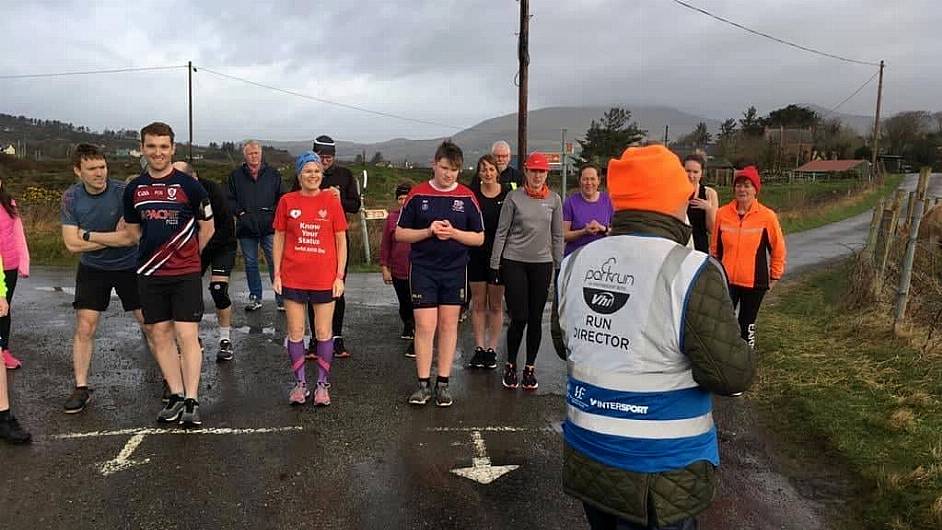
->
xmin=2 ymin=144 xmax=15 ymax=156
xmin=793 ymin=159 xmax=871 ymax=181
xmin=765 ymin=127 xmax=815 ymax=166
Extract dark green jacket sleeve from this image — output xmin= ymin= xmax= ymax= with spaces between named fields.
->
xmin=682 ymin=259 xmax=756 ymax=395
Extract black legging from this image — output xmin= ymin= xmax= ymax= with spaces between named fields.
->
xmin=501 ymin=259 xmax=553 ymax=366
xmin=0 ymin=268 xmax=17 ymax=350
xmin=728 ymin=285 xmax=766 ymax=349
xmin=392 ymin=277 xmax=414 ymax=329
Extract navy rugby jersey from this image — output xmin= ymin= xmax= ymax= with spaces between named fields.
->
xmin=398 ymin=181 xmax=484 ymax=271
xmin=123 ymin=169 xmax=212 ymax=276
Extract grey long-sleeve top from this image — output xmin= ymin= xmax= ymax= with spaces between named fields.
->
xmin=490 ymin=188 xmax=564 ymax=268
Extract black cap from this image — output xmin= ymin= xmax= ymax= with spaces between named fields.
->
xmin=313 ymin=135 xmax=336 ymax=156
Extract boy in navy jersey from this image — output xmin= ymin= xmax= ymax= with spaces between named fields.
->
xmin=396 ymin=141 xmax=484 ymax=407
xmin=123 ymin=122 xmax=215 ymax=426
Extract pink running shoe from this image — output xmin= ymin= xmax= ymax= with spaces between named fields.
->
xmin=314 ymin=383 xmax=331 ymax=406
xmin=289 ymin=383 xmax=309 ymax=406
xmin=3 ymin=350 xmax=21 ymax=370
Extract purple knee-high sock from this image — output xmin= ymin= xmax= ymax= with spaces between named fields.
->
xmin=287 ymin=339 xmax=306 ymax=384
xmin=316 ymin=339 xmax=333 ymax=385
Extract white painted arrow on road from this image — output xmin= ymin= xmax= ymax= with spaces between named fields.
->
xmin=450 ymin=429 xmax=519 ymax=484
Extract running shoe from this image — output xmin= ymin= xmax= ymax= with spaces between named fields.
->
xmin=435 ymin=383 xmax=453 ymax=408
xmin=180 ymin=398 xmax=202 ymax=427
xmin=157 ymin=394 xmax=186 ymax=423
xmin=63 ymin=386 xmax=93 ymax=414
xmin=484 ymin=348 xmax=498 ymax=369
xmin=334 ymin=337 xmax=351 ymax=358
xmin=502 ymin=363 xmax=518 ymax=389
xmin=277 ymin=303 xmax=286 ymax=312
xmin=245 ymin=298 xmax=263 ymax=312
xmin=289 ymin=382 xmax=310 ymax=406
xmin=216 ymin=339 xmax=234 ymax=362
xmin=0 ymin=414 xmax=31 ymax=445
xmin=521 ymin=365 xmax=539 ymax=390
xmin=408 ymin=383 xmax=433 ymax=405
xmin=467 ymin=347 xmax=486 ymax=369
xmin=401 ymin=326 xmax=414 ymax=340
xmin=2 ymin=349 xmax=21 ymax=370
xmin=403 ymin=341 xmax=416 ymax=358
xmin=314 ymin=383 xmax=331 ymax=406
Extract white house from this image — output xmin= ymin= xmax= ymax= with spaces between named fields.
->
xmin=2 ymin=145 xmax=15 ymax=156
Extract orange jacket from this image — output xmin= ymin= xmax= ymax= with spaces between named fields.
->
xmin=710 ymin=200 xmax=786 ymax=289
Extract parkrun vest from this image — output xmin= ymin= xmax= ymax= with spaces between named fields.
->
xmin=557 ymin=234 xmax=718 ymax=474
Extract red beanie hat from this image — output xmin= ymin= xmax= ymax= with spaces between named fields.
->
xmin=734 ymin=166 xmax=761 ymax=193
xmin=607 ymin=145 xmax=692 ymax=216
xmin=524 ymin=152 xmax=550 ymax=171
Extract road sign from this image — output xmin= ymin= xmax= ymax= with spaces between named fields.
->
xmin=537 ymin=152 xmax=562 ymax=167
xmin=363 ymin=208 xmax=388 ymax=220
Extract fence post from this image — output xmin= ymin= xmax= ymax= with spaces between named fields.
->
xmin=894 ymin=198 xmax=929 ymax=334
xmin=863 ymin=198 xmax=885 ymax=261
xmin=356 ymin=173 xmax=370 ymax=265
xmin=873 ymin=190 xmax=905 ymax=296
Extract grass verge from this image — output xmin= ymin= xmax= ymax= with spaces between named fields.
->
xmin=755 ymin=263 xmax=942 ymax=529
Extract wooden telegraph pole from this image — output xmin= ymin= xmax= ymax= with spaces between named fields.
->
xmin=517 ymin=0 xmax=529 ymax=170
xmin=188 ymin=60 xmax=194 ymax=162
xmin=869 ymin=60 xmax=885 ymax=181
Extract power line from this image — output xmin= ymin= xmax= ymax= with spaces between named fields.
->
xmin=197 ymin=66 xmax=465 ymax=131
xmin=0 ymin=64 xmax=187 ymax=80
xmin=821 ymin=71 xmax=880 ymax=119
xmin=669 ymin=0 xmax=880 ymax=67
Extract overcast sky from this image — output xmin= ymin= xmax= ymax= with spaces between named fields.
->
xmin=1 ymin=0 xmax=937 ymax=143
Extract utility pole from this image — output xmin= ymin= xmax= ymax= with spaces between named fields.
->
xmin=560 ymin=128 xmax=568 ymax=195
xmin=870 ymin=59 xmax=885 ymax=182
xmin=663 ymin=124 xmax=669 ymax=144
xmin=188 ymin=60 xmax=194 ymax=162
xmin=517 ymin=0 xmax=529 ymax=170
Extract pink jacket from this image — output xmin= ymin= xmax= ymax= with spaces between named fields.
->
xmin=0 ymin=201 xmax=29 ymax=277
xmin=380 ymin=209 xmax=410 ymax=280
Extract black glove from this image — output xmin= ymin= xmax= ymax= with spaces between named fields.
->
xmin=488 ymin=267 xmax=501 ymax=285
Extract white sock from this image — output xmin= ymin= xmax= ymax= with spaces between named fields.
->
xmin=219 ymin=327 xmax=231 ymax=341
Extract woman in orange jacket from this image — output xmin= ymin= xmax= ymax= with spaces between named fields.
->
xmin=710 ymin=166 xmax=786 ymax=349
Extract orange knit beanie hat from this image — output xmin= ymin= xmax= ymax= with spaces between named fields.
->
xmin=607 ymin=145 xmax=693 ymax=216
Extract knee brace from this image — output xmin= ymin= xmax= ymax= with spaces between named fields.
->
xmin=209 ymin=281 xmax=232 ymax=310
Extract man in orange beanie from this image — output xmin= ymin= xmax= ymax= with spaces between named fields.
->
xmin=552 ymin=144 xmax=754 ymax=529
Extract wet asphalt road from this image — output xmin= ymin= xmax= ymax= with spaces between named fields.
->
xmin=5 ymin=177 xmax=937 ymax=530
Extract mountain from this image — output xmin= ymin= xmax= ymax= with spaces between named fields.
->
xmin=802 ymin=104 xmax=874 ymax=135
xmin=264 ymin=105 xmax=724 ymax=165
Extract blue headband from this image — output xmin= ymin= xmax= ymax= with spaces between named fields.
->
xmin=295 ymin=151 xmax=322 ymax=175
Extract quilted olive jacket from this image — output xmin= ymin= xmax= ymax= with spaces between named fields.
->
xmin=551 ymin=210 xmax=756 ymax=526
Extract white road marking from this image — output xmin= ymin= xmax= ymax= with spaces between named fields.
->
xmin=449 ymin=430 xmax=519 ymax=485
xmin=429 ymin=426 xmax=528 ymax=433
xmin=51 ymin=426 xmax=303 ymax=476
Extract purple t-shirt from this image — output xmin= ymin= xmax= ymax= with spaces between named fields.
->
xmin=563 ymin=192 xmax=614 ymax=256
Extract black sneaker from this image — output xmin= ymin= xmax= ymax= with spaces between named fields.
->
xmin=403 ymin=341 xmax=416 ymax=358
xmin=484 ymin=348 xmax=498 ymax=369
xmin=521 ymin=365 xmax=539 ymax=390
xmin=0 ymin=414 xmax=31 ymax=444
xmin=161 ymin=380 xmax=172 ymax=403
xmin=216 ymin=339 xmax=234 ymax=362
xmin=401 ymin=325 xmax=414 ymax=340
xmin=502 ymin=363 xmax=518 ymax=389
xmin=435 ymin=384 xmax=453 ymax=407
xmin=467 ymin=347 xmax=486 ymax=369
xmin=157 ymin=394 xmax=186 ymax=423
xmin=245 ymin=298 xmax=263 ymax=312
xmin=180 ymin=398 xmax=202 ymax=427
xmin=408 ymin=383 xmax=433 ymax=405
xmin=63 ymin=386 xmax=93 ymax=414
xmin=334 ymin=337 xmax=351 ymax=358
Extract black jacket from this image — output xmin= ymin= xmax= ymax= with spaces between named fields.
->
xmin=198 ymin=177 xmax=236 ymax=252
xmin=226 ymin=162 xmax=285 ymax=238
xmin=469 ymin=165 xmax=524 ymax=189
xmin=320 ymin=164 xmax=361 ymax=215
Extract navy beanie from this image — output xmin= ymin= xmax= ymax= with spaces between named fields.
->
xmin=313 ymin=135 xmax=336 ymax=156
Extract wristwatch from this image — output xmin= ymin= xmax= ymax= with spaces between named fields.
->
xmin=82 ymin=231 xmax=91 ymax=242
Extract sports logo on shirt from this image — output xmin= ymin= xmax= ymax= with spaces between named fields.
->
xmin=290 ymin=209 xmax=302 ymax=219
xmin=582 ymin=257 xmax=633 ymax=315
xmin=168 ymin=187 xmax=177 ymax=200
xmin=318 ymin=209 xmax=328 ymax=219
xmin=452 ymin=200 xmax=465 ymax=213
xmin=420 ymin=199 xmax=429 ymax=211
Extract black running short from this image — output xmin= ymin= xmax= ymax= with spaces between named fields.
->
xmin=73 ymin=264 xmax=141 ymax=312
xmin=282 ymin=287 xmax=334 ymax=305
xmin=201 ymin=245 xmax=236 ymax=277
xmin=137 ymin=273 xmax=204 ymax=324
xmin=410 ymin=265 xmax=467 ymax=308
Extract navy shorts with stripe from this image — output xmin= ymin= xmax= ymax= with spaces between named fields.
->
xmin=410 ymin=265 xmax=467 ymax=308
